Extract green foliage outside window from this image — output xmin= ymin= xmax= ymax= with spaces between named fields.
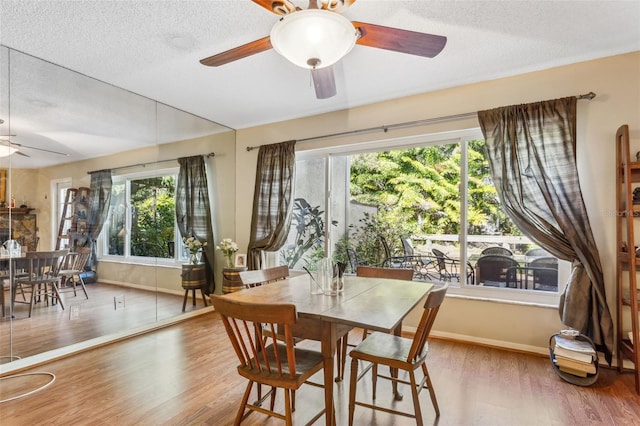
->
xmin=130 ymin=176 xmax=175 ymax=258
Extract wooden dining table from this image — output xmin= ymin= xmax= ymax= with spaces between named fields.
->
xmin=222 ymin=273 xmax=433 ymax=426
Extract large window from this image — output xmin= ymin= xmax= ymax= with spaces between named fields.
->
xmin=284 ymin=131 xmax=567 ymax=304
xmin=102 ymin=169 xmax=181 ymax=262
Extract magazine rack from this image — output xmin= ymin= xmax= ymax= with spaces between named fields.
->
xmin=548 ymin=332 xmax=599 ymax=386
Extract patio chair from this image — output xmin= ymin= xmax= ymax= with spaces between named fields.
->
xmin=348 ymin=283 xmax=449 ymax=424
xmin=481 ymin=246 xmax=513 ymax=256
xmin=211 ymin=295 xmax=330 ymax=425
xmin=475 ymin=254 xmax=519 ymax=287
xmin=529 ymin=256 xmax=558 ymax=291
xmin=525 ymin=247 xmax=551 ymax=258
xmin=431 ymin=248 xmax=475 ymax=284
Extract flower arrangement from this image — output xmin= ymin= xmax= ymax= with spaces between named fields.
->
xmin=216 ymin=238 xmax=238 ymax=268
xmin=183 ymin=236 xmax=207 ymax=264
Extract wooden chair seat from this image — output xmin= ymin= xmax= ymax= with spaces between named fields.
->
xmin=348 ymin=283 xmax=449 ymax=425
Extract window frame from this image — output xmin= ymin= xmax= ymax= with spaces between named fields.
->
xmin=295 ymin=128 xmax=566 ymax=306
xmin=99 ymin=167 xmax=184 ymax=266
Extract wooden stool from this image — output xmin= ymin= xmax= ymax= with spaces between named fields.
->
xmin=181 ymin=264 xmax=208 ymax=312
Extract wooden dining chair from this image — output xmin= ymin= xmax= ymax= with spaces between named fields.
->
xmin=12 ymin=249 xmax=69 ymax=317
xmin=58 ymin=246 xmax=91 ymax=299
xmin=348 ymin=283 xmax=449 ymax=425
xmin=238 ymin=265 xmax=289 ymax=289
xmin=335 ymin=266 xmax=415 ymax=382
xmin=211 ymin=295 xmax=330 ymax=425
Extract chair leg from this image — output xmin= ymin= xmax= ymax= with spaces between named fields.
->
xmin=284 ymin=389 xmax=293 ymax=426
xmin=77 ymin=274 xmax=89 ymax=299
xmin=51 ymin=282 xmax=65 ymax=310
xmin=28 ymin=285 xmax=36 ymax=318
xmin=422 ymin=363 xmax=440 ymax=416
xmin=408 ymin=370 xmax=423 ymax=426
xmin=236 ymin=380 xmax=254 ymax=425
xmin=372 ymin=363 xmax=378 ymax=399
xmin=348 ymin=357 xmax=359 ymax=426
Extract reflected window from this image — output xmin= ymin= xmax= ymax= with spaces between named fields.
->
xmin=104 ymin=170 xmax=179 ymax=260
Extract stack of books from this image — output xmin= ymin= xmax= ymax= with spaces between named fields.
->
xmin=552 ymin=334 xmax=597 ymax=378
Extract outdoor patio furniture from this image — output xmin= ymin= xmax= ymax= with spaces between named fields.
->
xmin=481 ymin=246 xmax=513 ymax=256
xmin=525 ymin=247 xmax=551 ymax=258
xmin=431 ymin=248 xmax=475 ymax=284
xmin=529 ymin=256 xmax=558 ymax=291
xmin=475 ymin=254 xmax=519 ymax=287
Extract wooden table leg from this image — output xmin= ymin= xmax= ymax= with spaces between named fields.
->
xmin=321 ymin=321 xmax=336 ymax=426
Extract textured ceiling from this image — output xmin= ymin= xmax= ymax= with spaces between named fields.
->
xmin=0 ymin=0 xmax=639 ymax=167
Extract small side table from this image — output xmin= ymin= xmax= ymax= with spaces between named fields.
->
xmin=222 ymin=266 xmax=247 ymax=294
xmin=181 ymin=263 xmax=208 ymax=312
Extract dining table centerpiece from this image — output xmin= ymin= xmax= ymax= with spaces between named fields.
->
xmin=216 ymin=238 xmax=239 ymax=268
xmin=183 ymin=236 xmax=207 ymax=265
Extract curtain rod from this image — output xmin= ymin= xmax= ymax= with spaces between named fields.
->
xmin=87 ymin=152 xmax=215 ymax=174
xmin=246 ymin=91 xmax=596 ymax=152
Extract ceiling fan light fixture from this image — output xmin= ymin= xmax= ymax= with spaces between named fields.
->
xmin=270 ymin=9 xmax=357 ymax=69
xmin=0 ymin=145 xmax=18 ymax=157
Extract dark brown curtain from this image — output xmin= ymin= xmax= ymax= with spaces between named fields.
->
xmin=87 ymin=170 xmax=112 ymax=269
xmin=176 ymin=155 xmax=215 ymax=294
xmin=478 ymin=97 xmax=614 ymax=363
xmin=247 ymin=141 xmax=296 ymax=270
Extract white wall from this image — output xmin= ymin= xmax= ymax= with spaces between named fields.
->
xmin=234 ymin=52 xmax=640 ymax=355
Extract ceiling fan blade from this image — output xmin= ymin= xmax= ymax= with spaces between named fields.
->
xmin=320 ymin=0 xmax=357 ymax=13
xmin=353 ymin=21 xmax=447 ymax=58
xmin=252 ymin=0 xmax=299 ymax=15
xmin=0 ymin=139 xmax=68 ymax=156
xmin=200 ymin=36 xmax=273 ymax=67
xmin=311 ymin=66 xmax=337 ymax=99
xmin=16 ymin=151 xmax=30 ymax=157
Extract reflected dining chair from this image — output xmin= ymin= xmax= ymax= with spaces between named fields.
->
xmin=12 ymin=249 xmax=68 ymax=317
xmin=348 ymin=283 xmax=449 ymax=425
xmin=211 ymin=295 xmax=330 ymax=425
xmin=58 ymin=246 xmax=91 ymax=299
xmin=336 ymin=266 xmax=415 ymax=382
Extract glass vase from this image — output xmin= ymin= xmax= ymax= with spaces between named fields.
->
xmin=226 ymin=254 xmax=234 ymax=268
xmin=189 ymin=252 xmax=200 ymax=265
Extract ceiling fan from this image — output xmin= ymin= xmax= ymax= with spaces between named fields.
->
xmin=0 ymin=138 xmax=68 ymax=158
xmin=200 ymin=0 xmax=447 ymax=99
xmin=0 ymin=119 xmax=68 ymax=157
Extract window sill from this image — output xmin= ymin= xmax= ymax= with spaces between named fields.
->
xmin=445 ymin=283 xmax=559 ymax=308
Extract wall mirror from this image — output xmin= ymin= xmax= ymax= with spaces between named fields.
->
xmin=0 ymin=45 xmax=234 ymax=366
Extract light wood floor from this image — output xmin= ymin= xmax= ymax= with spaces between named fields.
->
xmin=1 ymin=310 xmax=639 ymax=425
xmin=1 ymin=282 xmax=205 ymax=360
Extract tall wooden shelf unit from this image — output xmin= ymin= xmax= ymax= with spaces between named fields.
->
xmin=56 ymin=187 xmax=91 ymax=250
xmin=615 ymin=123 xmax=640 ymax=394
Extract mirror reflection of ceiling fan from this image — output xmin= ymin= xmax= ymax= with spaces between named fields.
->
xmin=0 ymin=138 xmax=69 ymax=157
xmin=200 ymin=0 xmax=447 ymax=99
xmin=0 ymin=118 xmax=68 ymax=158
